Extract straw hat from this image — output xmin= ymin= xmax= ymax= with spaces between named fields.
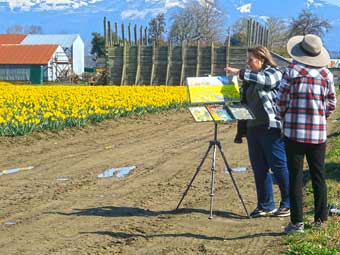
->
xmin=287 ymin=34 xmax=330 ymax=67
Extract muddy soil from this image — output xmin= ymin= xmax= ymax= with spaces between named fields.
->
xmin=0 ymin=109 xmax=289 ymax=255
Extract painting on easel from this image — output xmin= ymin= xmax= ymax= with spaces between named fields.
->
xmin=186 ymin=76 xmax=240 ymax=104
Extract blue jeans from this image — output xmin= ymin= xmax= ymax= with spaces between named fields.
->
xmin=247 ymin=125 xmax=290 ymax=210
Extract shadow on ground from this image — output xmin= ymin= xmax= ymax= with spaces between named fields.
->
xmin=325 ymin=162 xmax=340 ymax=182
xmin=50 ymin=206 xmax=247 ymax=219
xmin=301 ymin=163 xmax=340 ymax=183
xmin=327 ymin=131 xmax=340 ymax=139
xmin=80 ymin=230 xmax=284 ymax=241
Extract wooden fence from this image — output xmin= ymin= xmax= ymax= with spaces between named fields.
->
xmin=246 ymin=18 xmax=269 ymax=47
xmin=106 ymin=43 xmax=248 ymax=85
xmin=103 ymin=17 xmax=269 ymax=85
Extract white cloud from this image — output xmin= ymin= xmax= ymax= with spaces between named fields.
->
xmin=199 ymin=0 xmax=214 ymax=6
xmin=259 ymin=16 xmax=270 ymax=22
xmin=164 ymin=0 xmax=214 ymax=9
xmin=319 ymin=0 xmax=340 ymax=7
xmin=164 ymin=0 xmax=186 ymax=8
xmin=307 ymin=0 xmax=325 ymax=7
xmin=0 ymin=0 xmax=102 ymax=11
xmin=237 ymin=3 xmax=251 ymax=13
xmin=121 ymin=8 xmax=166 ymax=19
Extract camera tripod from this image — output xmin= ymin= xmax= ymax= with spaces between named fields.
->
xmin=176 ymin=122 xmax=250 ymax=219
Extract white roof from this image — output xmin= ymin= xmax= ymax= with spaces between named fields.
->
xmin=331 ymin=59 xmax=340 ymax=68
xmin=21 ymin=34 xmax=80 ymax=48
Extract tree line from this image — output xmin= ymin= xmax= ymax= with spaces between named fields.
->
xmin=6 ymin=25 xmax=43 ymax=34
xmin=90 ymin=1 xmax=331 ymax=59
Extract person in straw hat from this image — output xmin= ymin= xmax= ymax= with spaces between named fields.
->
xmin=276 ymin=34 xmax=336 ymax=234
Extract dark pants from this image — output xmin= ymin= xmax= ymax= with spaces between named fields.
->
xmin=285 ymin=138 xmax=328 ymax=224
xmin=247 ymin=125 xmax=290 ymax=210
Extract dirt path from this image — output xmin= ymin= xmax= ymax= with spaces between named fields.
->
xmin=0 ymin=109 xmax=289 ymax=255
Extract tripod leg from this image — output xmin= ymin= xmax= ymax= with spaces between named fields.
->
xmin=209 ymin=143 xmax=218 ymax=219
xmin=217 ymin=143 xmax=250 ymax=218
xmin=176 ymin=143 xmax=213 ymax=210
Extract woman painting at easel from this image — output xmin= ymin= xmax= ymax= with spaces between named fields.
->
xmin=224 ymin=46 xmax=290 ymax=218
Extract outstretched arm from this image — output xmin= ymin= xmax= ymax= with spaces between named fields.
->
xmin=224 ymin=66 xmax=283 ymax=91
xmin=239 ymin=68 xmax=283 ymax=91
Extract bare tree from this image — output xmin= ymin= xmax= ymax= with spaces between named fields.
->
xmin=6 ymin=24 xmax=43 ymax=34
xmin=169 ymin=10 xmax=196 ymax=44
xmin=288 ymin=9 xmax=331 ymax=37
xmin=6 ymin=25 xmax=24 ymax=34
xmin=229 ymin=17 xmax=248 ymax=46
xmin=169 ymin=0 xmax=226 ymax=44
xmin=148 ymin=13 xmax=166 ymax=45
xmin=25 ymin=25 xmax=43 ymax=34
xmin=266 ymin=17 xmax=289 ymax=50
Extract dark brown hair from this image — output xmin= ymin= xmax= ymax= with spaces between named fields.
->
xmin=248 ymin=46 xmax=277 ymax=68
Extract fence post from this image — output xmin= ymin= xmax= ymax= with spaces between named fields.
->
xmin=150 ymin=41 xmax=156 ymax=85
xmin=121 ymin=23 xmax=125 ymax=45
xmin=134 ymin=24 xmax=137 ymax=45
xmin=267 ymin=29 xmax=271 ymax=49
xmin=254 ymin=22 xmax=258 ymax=46
xmin=254 ymin=21 xmax=257 ymax=46
xmin=166 ymin=41 xmax=172 ymax=85
xmin=258 ymin=22 xmax=262 ymax=45
xmin=211 ymin=42 xmax=215 ymax=76
xmin=263 ymin=27 xmax=266 ymax=46
xmin=135 ymin=41 xmax=141 ymax=85
xmin=196 ymin=41 xmax=201 ymax=77
xmin=114 ymin=22 xmax=118 ymax=45
xmin=121 ymin=41 xmax=127 ymax=85
xmin=104 ymin=17 xmax=107 ymax=47
xmin=140 ymin=26 xmax=143 ymax=46
xmin=180 ymin=41 xmax=186 ymax=85
xmin=128 ymin=23 xmax=131 ymax=44
xmin=226 ymin=27 xmax=231 ymax=67
xmin=144 ymin=27 xmax=148 ymax=45
xmin=246 ymin=18 xmax=251 ymax=47
xmin=108 ymin=21 xmax=112 ymax=47
xmin=258 ymin=22 xmax=261 ymax=45
xmin=251 ymin=20 xmax=256 ymax=47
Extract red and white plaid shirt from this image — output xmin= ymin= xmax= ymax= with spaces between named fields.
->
xmin=276 ymin=61 xmax=336 ymax=144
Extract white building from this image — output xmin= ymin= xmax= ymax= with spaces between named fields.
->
xmin=21 ymin=34 xmax=84 ymax=75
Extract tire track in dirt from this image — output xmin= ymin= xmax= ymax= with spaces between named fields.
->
xmin=0 ymin=110 xmax=288 ymax=255
xmin=0 ymin=111 xmax=197 ymax=214
xmin=0 ymin=111 xmax=211 ymax=225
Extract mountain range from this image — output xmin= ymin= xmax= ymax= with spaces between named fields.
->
xmin=0 ymin=0 xmax=339 ymax=55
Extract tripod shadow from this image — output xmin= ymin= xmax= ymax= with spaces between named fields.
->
xmin=327 ymin=131 xmax=340 ymax=139
xmin=80 ymin=230 xmax=284 ymax=241
xmin=50 ymin=206 xmax=246 ymax=219
xmin=325 ymin=162 xmax=340 ymax=182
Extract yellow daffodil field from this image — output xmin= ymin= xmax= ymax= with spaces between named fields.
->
xmin=0 ymin=84 xmax=187 ymax=136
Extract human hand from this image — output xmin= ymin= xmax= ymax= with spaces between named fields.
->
xmin=224 ymin=67 xmax=240 ymax=75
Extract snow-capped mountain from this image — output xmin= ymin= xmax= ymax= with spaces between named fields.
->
xmin=0 ymin=0 xmax=339 ymax=51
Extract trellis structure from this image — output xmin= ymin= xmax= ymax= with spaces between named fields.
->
xmin=103 ymin=17 xmax=269 ymax=85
